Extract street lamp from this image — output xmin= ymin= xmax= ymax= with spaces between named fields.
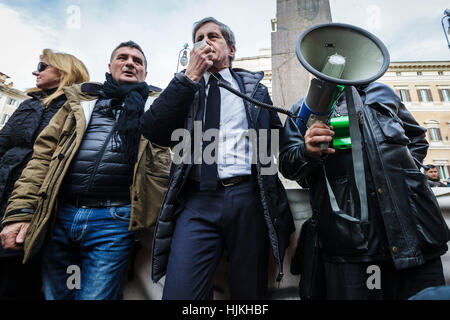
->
xmin=441 ymin=9 xmax=450 ymax=50
xmin=176 ymin=43 xmax=190 ymax=74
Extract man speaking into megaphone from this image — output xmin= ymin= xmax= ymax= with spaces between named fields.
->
xmin=141 ymin=16 xmax=295 ymax=300
xmin=279 ymin=23 xmax=450 ymax=300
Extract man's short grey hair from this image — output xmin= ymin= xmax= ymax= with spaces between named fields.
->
xmin=192 ymin=17 xmax=236 ymax=62
xmin=110 ymin=40 xmax=148 ymax=70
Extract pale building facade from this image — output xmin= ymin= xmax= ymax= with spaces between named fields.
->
xmin=233 ymin=48 xmax=273 ymax=96
xmin=379 ymin=61 xmax=450 ymax=182
xmin=0 ymin=72 xmax=28 ymax=130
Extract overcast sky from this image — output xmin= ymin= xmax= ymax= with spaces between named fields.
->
xmin=0 ymin=0 xmax=449 ymax=91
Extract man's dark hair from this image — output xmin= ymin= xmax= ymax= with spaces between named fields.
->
xmin=110 ymin=40 xmax=147 ymax=70
xmin=426 ymin=164 xmax=437 ymax=171
xmin=192 ymin=17 xmax=236 ymax=62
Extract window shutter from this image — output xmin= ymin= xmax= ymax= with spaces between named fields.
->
xmin=427 ymin=89 xmax=433 ymax=102
xmin=437 ymin=128 xmax=442 ymax=140
xmin=417 ymin=90 xmax=422 ymax=102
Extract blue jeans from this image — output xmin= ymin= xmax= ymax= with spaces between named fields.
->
xmin=41 ymin=202 xmax=136 ymax=300
xmin=409 ymin=285 xmax=450 ymax=300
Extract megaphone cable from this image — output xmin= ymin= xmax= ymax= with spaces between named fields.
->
xmin=208 ymin=72 xmax=296 ymax=119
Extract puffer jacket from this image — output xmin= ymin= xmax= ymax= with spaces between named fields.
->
xmin=279 ymin=82 xmax=450 ymax=270
xmin=59 ymin=98 xmax=135 ymax=198
xmin=1 ymin=82 xmax=171 ymax=263
xmin=0 ymin=91 xmax=66 ymax=258
xmin=141 ymin=69 xmax=295 ymax=283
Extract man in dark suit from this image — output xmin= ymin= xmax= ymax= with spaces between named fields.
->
xmin=140 ymin=16 xmax=295 ymax=300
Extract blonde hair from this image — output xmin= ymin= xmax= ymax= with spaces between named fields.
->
xmin=28 ymin=49 xmax=90 ymax=106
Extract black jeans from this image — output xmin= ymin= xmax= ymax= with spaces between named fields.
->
xmin=323 ymin=258 xmax=445 ymax=300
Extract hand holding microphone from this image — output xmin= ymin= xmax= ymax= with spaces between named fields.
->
xmin=184 ymin=40 xmax=214 ymax=82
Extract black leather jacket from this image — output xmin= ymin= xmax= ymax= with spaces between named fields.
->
xmin=279 ymin=82 xmax=449 ymax=270
xmin=141 ymin=69 xmax=295 ymax=283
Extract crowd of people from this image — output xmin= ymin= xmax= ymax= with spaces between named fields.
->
xmin=0 ymin=16 xmax=449 ymax=300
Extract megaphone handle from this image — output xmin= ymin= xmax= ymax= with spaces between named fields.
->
xmin=297 ymin=118 xmax=329 ymax=151
xmin=320 ymin=141 xmax=329 ymax=152
xmin=319 ymin=118 xmax=330 ymax=151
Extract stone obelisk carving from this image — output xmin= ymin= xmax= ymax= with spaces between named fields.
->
xmin=271 ymin=0 xmax=332 ymax=113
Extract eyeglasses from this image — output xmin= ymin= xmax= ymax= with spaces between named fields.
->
xmin=37 ymin=62 xmax=50 ymax=72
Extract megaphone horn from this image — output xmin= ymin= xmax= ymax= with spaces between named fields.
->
xmin=294 ymin=23 xmax=390 ymax=150
xmin=296 ymin=22 xmax=390 ymax=85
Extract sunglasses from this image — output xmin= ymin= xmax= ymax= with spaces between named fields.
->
xmin=37 ymin=62 xmax=50 ymax=72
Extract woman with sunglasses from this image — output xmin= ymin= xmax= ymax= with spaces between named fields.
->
xmin=0 ymin=48 xmax=89 ymax=299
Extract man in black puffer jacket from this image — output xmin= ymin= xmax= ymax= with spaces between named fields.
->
xmin=141 ymin=17 xmax=295 ymax=300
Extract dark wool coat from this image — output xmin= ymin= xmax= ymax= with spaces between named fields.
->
xmin=141 ymin=69 xmax=295 ymax=283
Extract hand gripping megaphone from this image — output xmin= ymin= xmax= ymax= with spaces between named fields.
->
xmin=295 ymin=23 xmax=390 ymax=150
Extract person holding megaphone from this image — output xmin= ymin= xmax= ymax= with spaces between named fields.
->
xmin=279 ymin=23 xmax=450 ymax=300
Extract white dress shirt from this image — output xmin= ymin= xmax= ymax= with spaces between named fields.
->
xmin=202 ymin=68 xmax=253 ymax=179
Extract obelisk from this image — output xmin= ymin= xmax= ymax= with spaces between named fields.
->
xmin=271 ymin=0 xmax=332 ymax=113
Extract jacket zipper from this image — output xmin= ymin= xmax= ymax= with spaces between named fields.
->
xmin=245 ymin=77 xmax=284 ymax=281
xmin=86 ymin=120 xmax=117 ymax=193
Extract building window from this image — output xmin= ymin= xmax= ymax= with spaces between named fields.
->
xmin=417 ymin=88 xmax=432 ymax=102
xmin=6 ymin=97 xmax=17 ymax=106
xmin=417 ymin=71 xmax=423 ymax=76
xmin=439 ymin=89 xmax=450 ymax=102
xmin=396 ymin=72 xmax=401 ymax=76
xmin=438 ymin=71 xmax=444 ymax=76
xmin=0 ymin=114 xmax=9 ymax=125
xmin=398 ymin=89 xmax=410 ymax=102
xmin=438 ymin=166 xmax=448 ymax=180
xmin=428 ymin=128 xmax=442 ymax=141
